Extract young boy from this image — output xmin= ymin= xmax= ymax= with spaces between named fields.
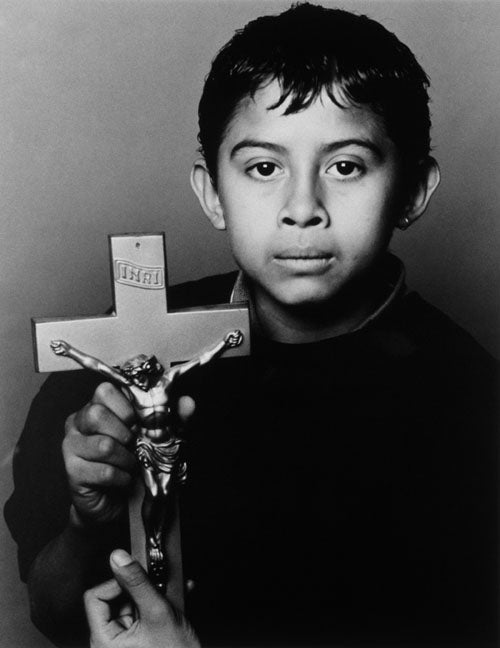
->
xmin=5 ymin=3 xmax=498 ymax=646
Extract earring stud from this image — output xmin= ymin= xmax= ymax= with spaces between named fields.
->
xmin=398 ymin=215 xmax=411 ymax=230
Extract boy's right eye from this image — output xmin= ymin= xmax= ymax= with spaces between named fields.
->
xmin=246 ymin=161 xmax=282 ymax=180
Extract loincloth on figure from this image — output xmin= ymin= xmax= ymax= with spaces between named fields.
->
xmin=135 ymin=434 xmax=187 ymax=481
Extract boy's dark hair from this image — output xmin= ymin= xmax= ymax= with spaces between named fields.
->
xmin=198 ymin=2 xmax=431 ymax=187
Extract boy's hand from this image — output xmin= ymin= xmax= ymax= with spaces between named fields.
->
xmin=63 ymin=381 xmax=194 ymax=527
xmin=85 ymin=550 xmax=200 ymax=648
xmin=63 ymin=382 xmax=137 ymax=526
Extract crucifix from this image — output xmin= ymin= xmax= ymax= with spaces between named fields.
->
xmin=32 ymin=232 xmax=250 ymax=608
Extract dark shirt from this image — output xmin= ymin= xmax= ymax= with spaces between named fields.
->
xmin=5 ymin=269 xmax=499 ymax=646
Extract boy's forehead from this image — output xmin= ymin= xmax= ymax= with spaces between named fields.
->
xmin=223 ymin=80 xmax=389 ymax=150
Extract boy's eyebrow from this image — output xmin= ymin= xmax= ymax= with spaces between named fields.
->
xmin=230 ymin=139 xmax=286 ymax=158
xmin=320 ymin=138 xmax=383 ymax=158
xmin=230 ymin=138 xmax=383 ymax=158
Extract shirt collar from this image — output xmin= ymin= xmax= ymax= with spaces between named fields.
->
xmin=229 ymin=271 xmax=250 ymax=304
xmin=229 ymin=253 xmax=406 ymax=332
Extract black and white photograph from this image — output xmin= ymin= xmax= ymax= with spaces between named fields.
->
xmin=1 ymin=1 xmax=499 ymax=646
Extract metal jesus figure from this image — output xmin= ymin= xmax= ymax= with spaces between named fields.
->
xmin=50 ymin=330 xmax=243 ymax=593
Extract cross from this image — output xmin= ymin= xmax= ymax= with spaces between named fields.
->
xmin=32 ymin=232 xmax=250 ymax=609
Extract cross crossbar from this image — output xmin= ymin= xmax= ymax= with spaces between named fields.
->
xmin=33 ymin=233 xmax=250 ymax=372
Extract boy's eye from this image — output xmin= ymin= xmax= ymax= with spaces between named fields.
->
xmin=327 ymin=160 xmax=363 ymax=179
xmin=246 ymin=162 xmax=282 ymax=179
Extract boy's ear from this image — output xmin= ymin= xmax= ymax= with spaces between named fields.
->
xmin=190 ymin=159 xmax=226 ymax=231
xmin=397 ymin=157 xmax=440 ymax=230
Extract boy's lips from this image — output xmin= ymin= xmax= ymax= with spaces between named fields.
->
xmin=275 ymin=245 xmax=333 ymax=259
xmin=273 ymin=246 xmax=334 ymax=273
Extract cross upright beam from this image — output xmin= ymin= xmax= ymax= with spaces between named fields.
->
xmin=32 ymin=232 xmax=250 ymax=607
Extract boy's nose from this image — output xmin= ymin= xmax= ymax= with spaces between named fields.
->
xmin=278 ymin=180 xmax=329 ymax=228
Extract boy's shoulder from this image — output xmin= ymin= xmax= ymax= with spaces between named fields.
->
xmin=168 ymin=267 xmax=498 ymax=371
xmin=388 ymin=290 xmax=498 ymax=375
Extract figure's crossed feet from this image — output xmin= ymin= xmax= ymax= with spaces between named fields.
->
xmin=149 ymin=545 xmax=164 ymax=566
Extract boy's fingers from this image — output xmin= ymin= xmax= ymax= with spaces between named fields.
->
xmin=70 ymin=403 xmax=134 ymax=446
xmin=64 ymin=433 xmax=136 ymax=473
xmin=92 ymin=382 xmax=136 ymax=426
xmin=84 ymin=578 xmax=123 ymax=637
xmin=116 ymin=601 xmax=135 ymax=630
xmin=109 ymin=550 xmax=174 ymax=623
xmin=67 ymin=457 xmax=133 ymax=489
xmin=178 ymin=395 xmax=196 ymax=423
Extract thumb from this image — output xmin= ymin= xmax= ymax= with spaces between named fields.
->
xmin=177 ymin=395 xmax=196 ymax=423
xmin=109 ymin=550 xmax=173 ymax=622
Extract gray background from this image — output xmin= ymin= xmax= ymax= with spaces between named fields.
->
xmin=1 ymin=1 xmax=498 ymax=645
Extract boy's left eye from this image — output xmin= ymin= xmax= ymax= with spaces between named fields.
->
xmin=246 ymin=162 xmax=282 ymax=179
xmin=327 ymin=160 xmax=363 ymax=179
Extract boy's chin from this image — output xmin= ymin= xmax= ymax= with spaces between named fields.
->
xmin=263 ymin=279 xmax=342 ymax=311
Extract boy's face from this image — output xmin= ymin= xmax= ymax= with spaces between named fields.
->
xmin=206 ymin=81 xmax=406 ymax=311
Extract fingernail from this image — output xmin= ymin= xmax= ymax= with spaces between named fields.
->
xmin=111 ymin=549 xmax=133 ymax=567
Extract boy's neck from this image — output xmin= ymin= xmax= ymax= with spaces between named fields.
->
xmin=251 ymin=289 xmax=379 ymax=344
xmin=245 ymin=261 xmax=402 ymax=344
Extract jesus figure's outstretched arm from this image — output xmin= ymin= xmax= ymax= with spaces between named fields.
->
xmin=50 ymin=340 xmax=130 ymax=386
xmin=167 ymin=330 xmax=244 ymax=381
